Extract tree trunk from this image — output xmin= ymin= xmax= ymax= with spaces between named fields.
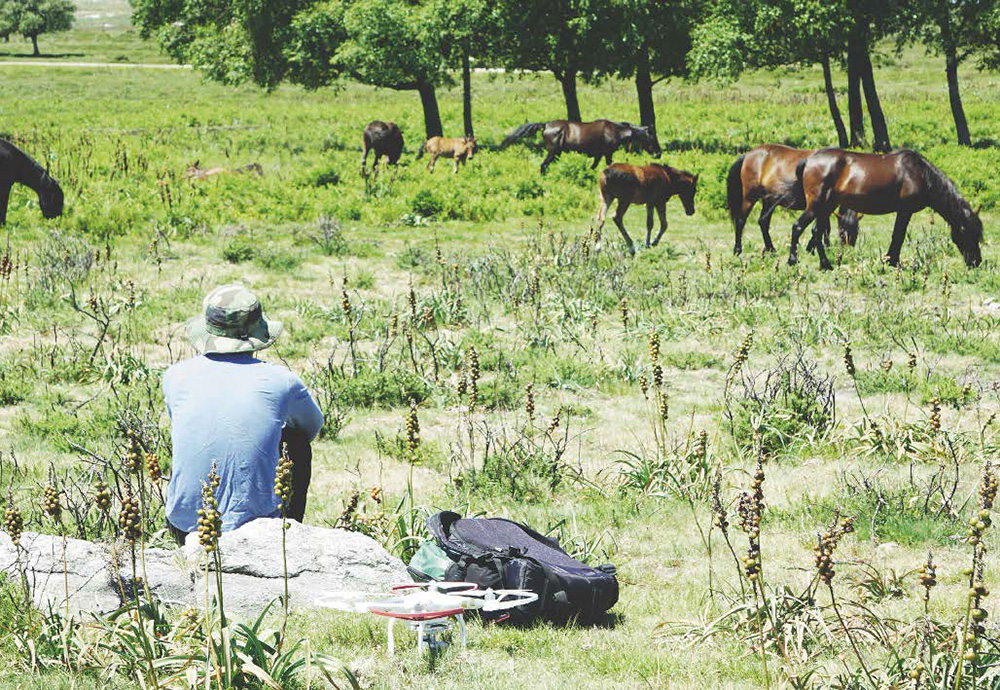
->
xmin=944 ymin=47 xmax=971 ymax=147
xmin=821 ymin=56 xmax=849 ymax=148
xmin=559 ymin=70 xmax=582 ymax=122
xmin=417 ymin=80 xmax=443 ymax=140
xmin=846 ymin=37 xmax=865 ymax=146
xmin=635 ymin=44 xmax=656 ymax=132
xmin=461 ymin=51 xmax=474 ymax=138
xmin=31 ymin=35 xmax=39 ymax=56
xmin=857 ymin=45 xmax=890 ymax=152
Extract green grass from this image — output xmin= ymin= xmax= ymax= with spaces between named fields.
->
xmin=2 ymin=20 xmax=1000 ymax=690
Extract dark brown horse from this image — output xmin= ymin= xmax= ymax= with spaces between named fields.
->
xmin=594 ymin=163 xmax=698 ymax=256
xmin=361 ymin=121 xmax=404 ymax=178
xmin=790 ymin=149 xmax=983 ymax=270
xmin=727 ymin=144 xmax=859 ymax=255
xmin=501 ymin=119 xmax=660 ymax=174
xmin=0 ymin=139 xmax=63 ymax=225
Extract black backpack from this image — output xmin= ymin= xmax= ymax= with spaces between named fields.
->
xmin=424 ymin=511 xmax=619 ymax=625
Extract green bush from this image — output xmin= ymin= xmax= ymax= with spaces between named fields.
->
xmin=410 ymin=189 xmax=444 ymax=218
xmin=222 ymin=235 xmax=258 ymax=263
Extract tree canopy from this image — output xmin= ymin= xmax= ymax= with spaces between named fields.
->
xmin=0 ymin=0 xmax=74 ymax=56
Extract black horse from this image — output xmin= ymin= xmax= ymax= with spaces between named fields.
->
xmin=360 ymin=121 xmax=404 ymax=178
xmin=501 ymin=119 xmax=660 ymax=174
xmin=0 ymin=139 xmax=64 ymax=225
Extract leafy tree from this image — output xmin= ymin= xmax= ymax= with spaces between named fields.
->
xmin=689 ymin=0 xmax=851 ymax=147
xmin=491 ymin=0 xmax=612 ymax=122
xmin=604 ymin=0 xmax=699 ymax=135
xmin=133 ymin=0 xmax=449 ymax=139
xmin=430 ymin=0 xmax=493 ymax=137
xmin=0 ymin=0 xmax=74 ymax=56
xmin=896 ymin=0 xmax=995 ymax=146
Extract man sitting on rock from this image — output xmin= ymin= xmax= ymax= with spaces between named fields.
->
xmin=163 ymin=284 xmax=323 ymax=544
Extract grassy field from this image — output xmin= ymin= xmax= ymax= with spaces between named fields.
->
xmin=3 ymin=14 xmax=1000 ymax=690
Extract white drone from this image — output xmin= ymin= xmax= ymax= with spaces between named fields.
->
xmin=318 ymin=582 xmax=538 ymax=655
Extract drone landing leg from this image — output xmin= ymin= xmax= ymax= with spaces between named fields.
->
xmin=458 ymin=614 xmax=466 ymax=651
xmin=417 ymin=621 xmax=425 ymax=655
xmin=387 ymin=618 xmax=395 ymax=656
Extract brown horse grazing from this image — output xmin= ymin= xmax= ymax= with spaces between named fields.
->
xmin=0 ymin=139 xmax=63 ymax=225
xmin=418 ymin=136 xmax=475 ymax=173
xmin=594 ymin=163 xmax=698 ymax=256
xmin=790 ymin=149 xmax=983 ymax=270
xmin=501 ymin=120 xmax=660 ymax=174
xmin=727 ymin=144 xmax=859 ymax=255
xmin=361 ymin=121 xmax=404 ymax=178
xmin=185 ymin=161 xmax=262 ymax=181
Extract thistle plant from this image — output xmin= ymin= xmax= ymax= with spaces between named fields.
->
xmin=711 ymin=472 xmax=744 ymax=597
xmin=842 ymin=340 xmax=869 ymax=422
xmin=144 ymin=452 xmax=161 ymax=483
xmin=4 ymin=501 xmax=28 ymax=601
xmin=42 ymin=482 xmax=69 ymax=618
xmin=929 ymin=396 xmax=941 ymax=433
xmin=198 ymin=463 xmax=232 ymax=686
xmin=914 ymin=551 xmax=937 ymax=685
xmin=727 ymin=330 xmax=754 ymax=384
xmin=954 ymin=460 xmax=996 ymax=689
xmin=525 ymin=382 xmax=535 ymax=432
xmin=619 ymin=297 xmax=629 ymax=331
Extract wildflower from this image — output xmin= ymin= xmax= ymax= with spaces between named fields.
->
xmin=546 ymin=410 xmax=561 ymax=436
xmin=918 ymin=551 xmax=936 ymax=602
xmin=408 ymin=284 xmax=417 ymax=321
xmin=3 ymin=504 xmax=23 ymax=545
xmin=196 ymin=465 xmax=222 ymax=552
xmin=340 ymin=277 xmax=352 ymax=321
xmin=843 ymin=342 xmax=856 ymax=378
xmin=907 ymin=352 xmax=917 ymax=371
xmin=369 ymin=486 xmax=382 ymax=503
xmin=710 ymin=474 xmax=728 ymax=532
xmin=731 ymin=330 xmax=754 ymax=374
xmin=405 ymin=399 xmax=420 ymax=460
xmin=694 ymin=430 xmax=708 ymax=460
xmin=467 ymin=347 xmax=480 ymax=409
xmin=124 ymin=430 xmax=143 ymax=474
xmin=274 ymin=444 xmax=294 ymax=512
xmin=94 ymin=480 xmax=112 ymax=513
xmin=704 ymin=251 xmax=711 ymax=272
xmin=929 ymin=396 xmax=941 ymax=432
xmin=145 ymin=452 xmax=162 ymax=483
xmin=648 ymin=331 xmax=660 ymax=364
xmin=524 ymin=383 xmax=535 ymax=423
xmin=619 ymin=298 xmax=629 ymax=329
xmin=652 ymin=362 xmax=663 ymax=390
xmin=41 ymin=484 xmax=61 ymax=523
xmin=638 ymin=374 xmax=649 ymax=399
xmin=119 ymin=490 xmax=141 ymax=545
xmin=814 ymin=514 xmax=854 ymax=585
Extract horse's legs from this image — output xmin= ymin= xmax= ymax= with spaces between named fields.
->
xmin=645 ymin=205 xmax=654 ymax=247
xmin=591 ymin=156 xmax=601 ymax=170
xmin=788 ymin=206 xmax=818 ymax=266
xmin=540 ymin=149 xmax=558 ymax=175
xmin=885 ymin=212 xmax=912 ymax=267
xmin=453 ymin=156 xmax=459 ymax=174
xmin=651 ymin=202 xmax=668 ymax=246
xmin=612 ymin=201 xmax=636 ymax=256
xmin=757 ymin=199 xmax=778 ymax=253
xmin=0 ymin=182 xmax=9 ymax=226
xmin=427 ymin=153 xmax=436 ymax=173
xmin=810 ymin=211 xmax=834 ymax=270
xmin=360 ymin=145 xmax=369 ymax=178
xmin=605 ymin=153 xmax=613 ymax=165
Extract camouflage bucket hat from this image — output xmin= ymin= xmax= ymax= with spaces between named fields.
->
xmin=185 ymin=284 xmax=283 ymax=355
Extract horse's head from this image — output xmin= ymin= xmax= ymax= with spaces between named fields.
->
xmin=952 ymin=203 xmax=983 ymax=267
xmin=463 ymin=137 xmax=476 ymax=158
xmin=678 ymin=171 xmax=698 ymax=216
xmin=637 ymin=126 xmax=661 ymax=158
xmin=38 ymin=173 xmax=64 ymax=219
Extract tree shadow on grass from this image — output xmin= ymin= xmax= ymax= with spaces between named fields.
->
xmin=0 ymin=51 xmax=86 ymax=59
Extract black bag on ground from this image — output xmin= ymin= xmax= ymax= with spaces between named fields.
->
xmin=426 ymin=511 xmax=618 ymax=625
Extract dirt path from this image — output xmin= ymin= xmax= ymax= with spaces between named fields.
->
xmin=0 ymin=60 xmax=189 ymax=69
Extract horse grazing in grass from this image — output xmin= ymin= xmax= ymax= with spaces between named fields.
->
xmin=418 ymin=136 xmax=475 ymax=173
xmin=594 ymin=163 xmax=698 ymax=256
xmin=361 ymin=121 xmax=404 ymax=178
xmin=790 ymin=148 xmax=983 ymax=270
xmin=501 ymin=119 xmax=660 ymax=174
xmin=727 ymin=144 xmax=859 ymax=255
xmin=0 ymin=139 xmax=63 ymax=225
xmin=185 ymin=161 xmax=262 ymax=181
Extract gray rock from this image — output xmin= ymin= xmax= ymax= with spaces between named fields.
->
xmin=0 ymin=518 xmax=409 ymax=617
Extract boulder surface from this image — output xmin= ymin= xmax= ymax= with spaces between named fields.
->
xmin=0 ymin=518 xmax=409 ymax=617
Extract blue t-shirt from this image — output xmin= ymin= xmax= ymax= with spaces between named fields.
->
xmin=163 ymin=353 xmax=324 ymax=533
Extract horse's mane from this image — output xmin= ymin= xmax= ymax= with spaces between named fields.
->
xmin=910 ymin=150 xmax=977 ymax=236
xmin=0 ymin=139 xmax=49 ymax=181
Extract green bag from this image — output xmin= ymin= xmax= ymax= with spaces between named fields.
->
xmin=407 ymin=540 xmax=453 ymax=582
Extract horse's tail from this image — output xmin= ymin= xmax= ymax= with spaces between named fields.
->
xmin=415 ymin=141 xmax=426 ymax=159
xmin=792 ymin=157 xmax=810 ymax=205
xmin=500 ymin=122 xmax=546 ymax=149
xmin=726 ymin=155 xmax=745 ymax=227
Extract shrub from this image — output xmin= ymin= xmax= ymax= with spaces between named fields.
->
xmin=410 ymin=189 xmax=444 ymax=218
xmin=222 ymin=235 xmax=257 ymax=263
